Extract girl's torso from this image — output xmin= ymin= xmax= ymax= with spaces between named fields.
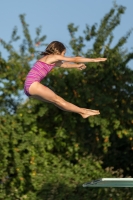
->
xmin=26 ymin=60 xmax=56 ymax=82
xmin=24 ymin=60 xmax=56 ymax=96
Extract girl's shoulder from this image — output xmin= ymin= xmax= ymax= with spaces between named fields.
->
xmin=38 ymin=54 xmax=56 ymax=65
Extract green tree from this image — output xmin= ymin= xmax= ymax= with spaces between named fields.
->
xmin=0 ymin=14 xmax=46 ymax=114
xmin=67 ymin=3 xmax=133 ymax=175
xmin=0 ymin=3 xmax=133 ymax=200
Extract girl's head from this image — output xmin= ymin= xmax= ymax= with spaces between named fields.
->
xmin=40 ymin=41 xmax=66 ymax=56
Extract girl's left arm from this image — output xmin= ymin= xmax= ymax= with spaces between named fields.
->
xmin=58 ymin=61 xmax=86 ymax=70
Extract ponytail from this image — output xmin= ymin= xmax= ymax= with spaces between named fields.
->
xmin=40 ymin=41 xmax=66 ymax=56
xmin=40 ymin=49 xmax=54 ymax=56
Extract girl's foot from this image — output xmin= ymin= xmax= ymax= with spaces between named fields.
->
xmin=81 ymin=109 xmax=100 ymax=118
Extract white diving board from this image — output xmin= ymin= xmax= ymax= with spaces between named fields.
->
xmin=83 ymin=178 xmax=133 ymax=187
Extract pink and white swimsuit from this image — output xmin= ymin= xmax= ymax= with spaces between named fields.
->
xmin=24 ymin=60 xmax=55 ymax=96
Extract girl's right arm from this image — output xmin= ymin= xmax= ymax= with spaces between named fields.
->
xmin=53 ymin=55 xmax=107 ymax=63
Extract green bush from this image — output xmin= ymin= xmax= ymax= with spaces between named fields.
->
xmin=0 ymin=3 xmax=133 ymax=199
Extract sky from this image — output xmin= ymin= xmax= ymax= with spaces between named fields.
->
xmin=0 ymin=0 xmax=133 ymax=68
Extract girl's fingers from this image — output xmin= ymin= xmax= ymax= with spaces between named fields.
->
xmin=100 ymin=58 xmax=107 ymax=61
xmin=79 ymin=64 xmax=86 ymax=70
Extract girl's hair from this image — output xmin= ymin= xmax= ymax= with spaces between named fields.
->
xmin=40 ymin=41 xmax=66 ymax=56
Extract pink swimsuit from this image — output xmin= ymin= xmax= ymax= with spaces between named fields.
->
xmin=24 ymin=60 xmax=55 ymax=96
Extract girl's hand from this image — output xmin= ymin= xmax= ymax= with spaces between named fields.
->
xmin=77 ymin=63 xmax=86 ymax=70
xmin=94 ymin=58 xmax=107 ymax=62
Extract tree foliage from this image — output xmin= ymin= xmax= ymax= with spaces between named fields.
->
xmin=0 ymin=3 xmax=133 ymax=200
xmin=0 ymin=14 xmax=46 ymax=114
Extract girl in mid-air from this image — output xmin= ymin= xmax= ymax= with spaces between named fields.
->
xmin=24 ymin=41 xmax=107 ymax=118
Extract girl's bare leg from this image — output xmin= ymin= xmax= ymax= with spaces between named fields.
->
xmin=29 ymin=82 xmax=100 ymax=118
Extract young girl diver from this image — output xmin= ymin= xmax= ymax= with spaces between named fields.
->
xmin=24 ymin=41 xmax=107 ymax=118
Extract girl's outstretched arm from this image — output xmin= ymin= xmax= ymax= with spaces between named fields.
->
xmin=53 ymin=55 xmax=107 ymax=63
xmin=60 ymin=62 xmax=87 ymax=70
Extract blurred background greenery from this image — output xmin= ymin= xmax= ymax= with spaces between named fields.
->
xmin=0 ymin=3 xmax=133 ymax=200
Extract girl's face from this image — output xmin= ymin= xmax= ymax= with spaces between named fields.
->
xmin=61 ymin=50 xmax=66 ymax=56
